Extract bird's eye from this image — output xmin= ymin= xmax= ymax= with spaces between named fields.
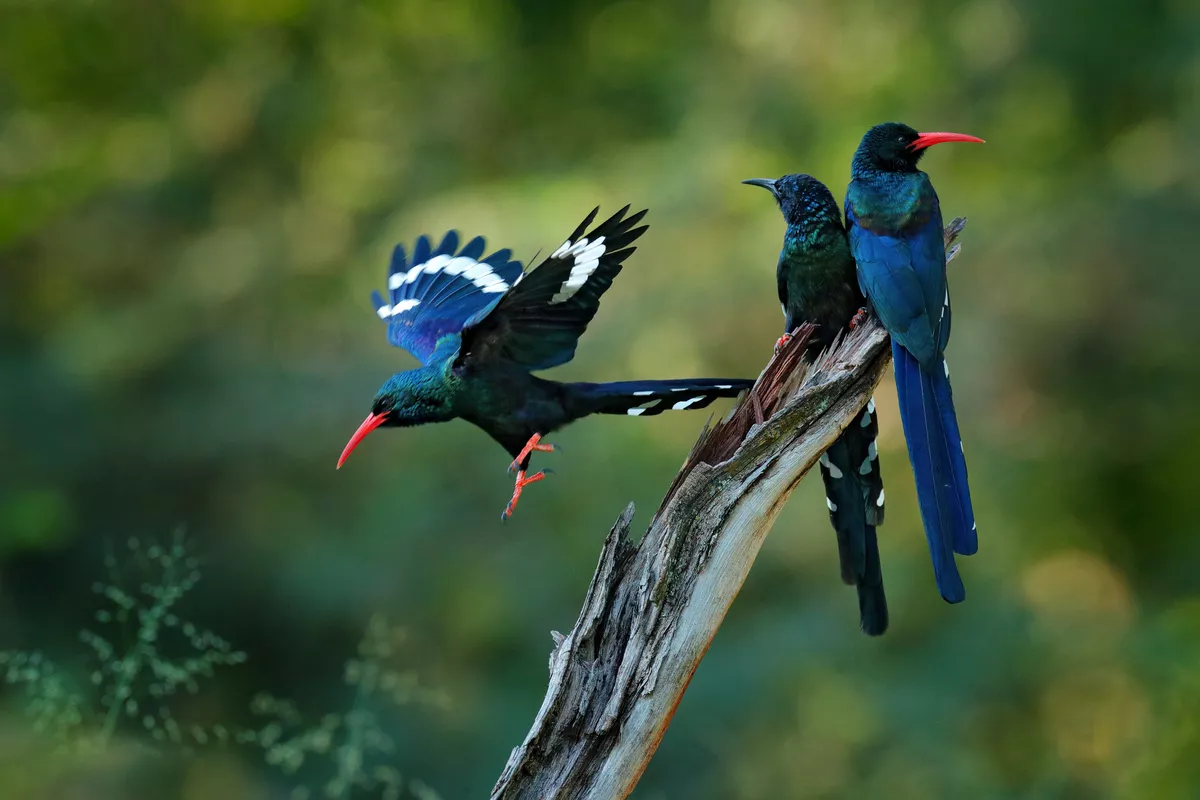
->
xmin=897 ymin=136 xmax=906 ymax=142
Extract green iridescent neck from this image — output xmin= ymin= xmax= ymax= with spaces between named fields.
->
xmin=782 ymin=214 xmax=849 ymax=262
xmin=376 ymin=365 xmax=454 ymax=425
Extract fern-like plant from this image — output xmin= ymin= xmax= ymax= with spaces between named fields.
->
xmin=0 ymin=529 xmax=245 ymax=754
xmin=1 ymin=531 xmax=446 ymax=798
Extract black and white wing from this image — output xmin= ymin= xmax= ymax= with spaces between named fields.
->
xmin=455 ymin=206 xmax=648 ymax=371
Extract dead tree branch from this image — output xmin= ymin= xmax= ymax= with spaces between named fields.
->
xmin=491 ymin=220 xmax=967 ymax=800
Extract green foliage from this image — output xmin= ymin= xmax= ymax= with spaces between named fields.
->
xmin=240 ymin=615 xmax=448 ymax=800
xmin=0 ymin=534 xmax=445 ymax=798
xmin=0 ymin=530 xmax=245 ymax=754
xmin=0 ymin=650 xmax=86 ymax=746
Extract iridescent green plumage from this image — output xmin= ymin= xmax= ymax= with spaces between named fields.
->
xmin=746 ymin=174 xmax=888 ymax=635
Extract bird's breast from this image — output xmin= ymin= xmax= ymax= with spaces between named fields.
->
xmin=847 ymin=176 xmax=936 ymax=235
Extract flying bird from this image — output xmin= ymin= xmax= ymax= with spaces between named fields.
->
xmin=338 ymin=206 xmax=754 ymax=518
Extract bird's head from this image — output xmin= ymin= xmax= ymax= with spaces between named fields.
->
xmin=336 ymin=369 xmax=450 ymax=469
xmin=854 ymin=122 xmax=984 ymax=173
xmin=742 ymin=173 xmax=840 ymax=228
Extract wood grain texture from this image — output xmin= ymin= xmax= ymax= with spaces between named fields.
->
xmin=491 ymin=220 xmax=967 ymax=800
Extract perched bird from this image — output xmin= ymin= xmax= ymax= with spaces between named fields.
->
xmin=844 ymin=122 xmax=983 ymax=602
xmin=744 ymin=174 xmax=888 ymax=635
xmin=337 ymin=206 xmax=754 ymax=519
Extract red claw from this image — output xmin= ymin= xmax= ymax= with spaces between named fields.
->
xmin=502 ymin=469 xmax=549 ymax=520
xmin=774 ymin=333 xmax=793 ymax=354
xmin=849 ymin=308 xmax=869 ymax=330
xmin=508 ymin=433 xmax=556 ymax=473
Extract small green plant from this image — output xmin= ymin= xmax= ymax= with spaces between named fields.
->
xmin=0 ymin=529 xmax=245 ymax=754
xmin=240 ymin=614 xmax=448 ymax=800
xmin=1 ymin=532 xmax=447 ymax=798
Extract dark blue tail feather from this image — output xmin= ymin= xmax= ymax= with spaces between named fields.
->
xmin=930 ymin=360 xmax=977 ymax=555
xmin=893 ymin=340 xmax=971 ymax=603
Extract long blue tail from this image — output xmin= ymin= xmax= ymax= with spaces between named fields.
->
xmin=893 ymin=340 xmax=977 ymax=603
xmin=819 ymin=410 xmax=888 ymax=635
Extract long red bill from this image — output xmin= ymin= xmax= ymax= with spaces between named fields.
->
xmin=910 ymin=131 xmax=986 ymax=150
xmin=337 ymin=412 xmax=387 ymax=469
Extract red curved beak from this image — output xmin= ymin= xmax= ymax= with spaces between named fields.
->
xmin=910 ymin=131 xmax=986 ymax=150
xmin=337 ymin=412 xmax=388 ymax=469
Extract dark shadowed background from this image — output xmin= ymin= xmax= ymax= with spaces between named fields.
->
xmin=2 ymin=0 xmax=1199 ymax=797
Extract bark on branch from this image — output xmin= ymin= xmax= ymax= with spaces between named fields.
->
xmin=491 ymin=220 xmax=967 ymax=800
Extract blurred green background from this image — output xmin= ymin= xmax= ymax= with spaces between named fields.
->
xmin=2 ymin=0 xmax=1199 ymax=797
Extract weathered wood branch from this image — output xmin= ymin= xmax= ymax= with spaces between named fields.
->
xmin=491 ymin=220 xmax=967 ymax=800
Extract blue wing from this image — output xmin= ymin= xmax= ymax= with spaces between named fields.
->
xmin=845 ymin=189 xmax=949 ymax=369
xmin=369 ymin=231 xmax=525 ymax=365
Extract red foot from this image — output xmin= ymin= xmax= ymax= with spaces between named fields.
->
xmin=849 ymin=308 xmax=869 ymax=330
xmin=774 ymin=332 xmax=793 ymax=354
xmin=502 ymin=469 xmax=549 ymax=520
xmin=508 ymin=433 xmax=556 ymax=473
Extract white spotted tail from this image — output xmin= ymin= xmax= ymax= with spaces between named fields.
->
xmin=568 ymin=378 xmax=754 ymax=418
xmin=817 ymin=394 xmax=888 ymax=634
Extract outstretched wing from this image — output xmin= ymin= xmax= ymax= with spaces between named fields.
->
xmin=370 ymin=230 xmax=525 ymax=364
xmin=455 ymin=206 xmax=648 ymax=371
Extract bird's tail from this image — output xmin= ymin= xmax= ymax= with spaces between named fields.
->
xmin=893 ymin=340 xmax=977 ymax=603
xmin=820 ymin=407 xmax=888 ymax=636
xmin=566 ymin=379 xmax=753 ymax=418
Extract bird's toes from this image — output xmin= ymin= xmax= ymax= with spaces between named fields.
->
xmin=521 ymin=470 xmax=549 ymax=485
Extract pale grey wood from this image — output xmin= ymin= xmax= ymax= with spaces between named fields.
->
xmin=491 ymin=221 xmax=967 ymax=800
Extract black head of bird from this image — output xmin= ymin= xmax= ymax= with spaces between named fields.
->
xmin=853 ymin=122 xmax=984 ymax=173
xmin=741 ymin=173 xmax=842 ymax=229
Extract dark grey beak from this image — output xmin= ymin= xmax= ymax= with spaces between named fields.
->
xmin=741 ymin=178 xmax=779 ymax=198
